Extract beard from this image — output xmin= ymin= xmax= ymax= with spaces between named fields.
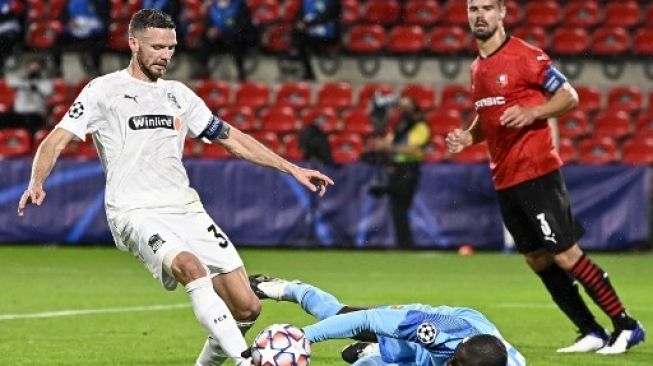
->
xmin=137 ymin=54 xmax=166 ymax=81
xmin=473 ymin=24 xmax=497 ymax=42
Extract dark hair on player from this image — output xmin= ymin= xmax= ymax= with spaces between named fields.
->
xmin=448 ymin=334 xmax=508 ymax=366
xmin=467 ymin=0 xmax=505 ymax=7
xmin=129 ymin=9 xmax=175 ymax=37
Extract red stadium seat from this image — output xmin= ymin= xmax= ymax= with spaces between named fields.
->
xmin=558 ymin=138 xmax=578 ymax=164
xmin=503 ymin=0 xmax=522 ymax=29
xmin=0 ymin=80 xmax=16 ymax=113
xmin=300 ymin=106 xmax=340 ymax=133
xmin=180 ymin=0 xmax=203 ymax=22
xmin=219 ymin=106 xmax=257 ymax=132
xmin=27 ymin=0 xmax=64 ymax=21
xmin=423 ymin=135 xmax=446 ymax=162
xmin=107 ymin=21 xmax=130 ymax=51
xmin=340 ymin=0 xmax=361 ymax=26
xmin=199 ymin=142 xmax=232 ymax=159
xmin=592 ymin=110 xmax=633 ymax=140
xmin=636 ymin=111 xmax=653 ymax=138
xmin=578 ymin=137 xmax=617 ymax=165
xmin=441 ymin=84 xmax=473 ymax=111
xmin=48 ymin=103 xmax=69 ymax=127
xmin=259 ymin=106 xmax=299 ymax=134
xmin=48 ymin=78 xmax=70 ymax=106
xmin=442 ymin=0 xmax=468 ymax=27
xmin=634 ymin=27 xmax=653 ymax=55
xmin=575 ymin=85 xmax=602 ymax=114
xmin=607 ymin=86 xmax=643 ymax=114
xmin=74 ymin=139 xmax=98 ymax=160
xmin=276 ymin=82 xmax=312 ymax=109
xmin=427 ymin=26 xmax=467 ymax=54
xmin=196 ymin=80 xmax=231 ymax=111
xmin=363 ymin=0 xmax=400 ymax=25
xmin=234 ymin=82 xmax=270 ymax=109
xmin=282 ymin=0 xmax=301 ymax=22
xmin=183 ymin=137 xmax=197 ymax=158
xmin=401 ymin=84 xmax=436 ymax=111
xmin=550 ymin=27 xmax=590 ymax=56
xmin=247 ymin=0 xmax=280 ymax=25
xmin=0 ymin=128 xmax=31 ymax=158
xmin=512 ymin=26 xmax=548 ymax=50
xmin=329 ymin=133 xmax=363 ymax=164
xmin=357 ymin=83 xmax=393 ymax=108
xmin=562 ymin=0 xmax=601 ymax=28
xmin=557 ymin=110 xmax=590 ymax=140
xmin=345 ymin=25 xmax=386 ymax=53
xmin=261 ymin=23 xmax=292 ymax=53
xmin=317 ymin=82 xmax=353 ymax=109
xmin=388 ymin=26 xmax=425 ymax=53
xmin=342 ymin=108 xmax=374 ymax=135
xmin=621 ymin=137 xmax=653 ymax=165
xmin=251 ymin=131 xmax=283 ymax=154
xmin=183 ymin=22 xmax=206 ymax=50
xmin=282 ymin=134 xmax=304 ymax=161
xmin=427 ymin=108 xmax=462 ymax=136
xmin=403 ymin=0 xmax=441 ymax=26
xmin=450 ymin=142 xmax=489 ymax=164
xmin=26 ymin=21 xmax=63 ymax=49
xmin=591 ymin=27 xmax=631 ymax=56
xmin=604 ymin=1 xmax=641 ymax=29
xmin=110 ymin=0 xmax=141 ymax=20
xmin=524 ymin=0 xmax=561 ymax=28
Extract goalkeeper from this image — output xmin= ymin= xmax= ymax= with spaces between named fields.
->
xmin=248 ymin=275 xmax=525 ymax=366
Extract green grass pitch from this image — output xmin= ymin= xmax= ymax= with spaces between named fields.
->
xmin=0 ymin=246 xmax=651 ymax=365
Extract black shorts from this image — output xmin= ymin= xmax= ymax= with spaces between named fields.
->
xmin=496 ymin=170 xmax=584 ymax=254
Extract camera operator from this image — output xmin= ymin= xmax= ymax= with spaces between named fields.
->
xmin=5 ymin=59 xmax=53 ymax=134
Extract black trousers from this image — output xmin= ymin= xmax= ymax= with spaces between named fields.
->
xmin=387 ymin=162 xmax=421 ymax=248
xmin=197 ymin=34 xmax=256 ymax=81
xmin=290 ymin=30 xmax=337 ymax=80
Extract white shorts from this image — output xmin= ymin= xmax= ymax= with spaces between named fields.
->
xmin=110 ymin=210 xmax=243 ymax=290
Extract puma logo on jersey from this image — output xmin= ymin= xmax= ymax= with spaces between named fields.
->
xmin=124 ymin=94 xmax=138 ymax=103
xmin=128 ymin=115 xmax=174 ymax=130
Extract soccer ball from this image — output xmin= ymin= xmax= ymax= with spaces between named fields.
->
xmin=251 ymin=324 xmax=311 ymax=366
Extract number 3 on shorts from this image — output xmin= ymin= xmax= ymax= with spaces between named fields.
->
xmin=207 ymin=224 xmax=230 ymax=248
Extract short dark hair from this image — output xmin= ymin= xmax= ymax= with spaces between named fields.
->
xmin=129 ymin=9 xmax=175 ymax=37
xmin=450 ymin=334 xmax=507 ymax=366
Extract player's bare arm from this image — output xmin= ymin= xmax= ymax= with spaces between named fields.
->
xmin=446 ymin=115 xmax=485 ymax=154
xmin=500 ymin=82 xmax=579 ymax=128
xmin=17 ymin=128 xmax=76 ymax=216
xmin=215 ymin=123 xmax=334 ymax=196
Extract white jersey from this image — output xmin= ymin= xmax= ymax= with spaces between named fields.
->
xmin=57 ymin=70 xmax=213 ymax=220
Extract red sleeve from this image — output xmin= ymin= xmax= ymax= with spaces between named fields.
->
xmin=517 ymin=47 xmax=552 ymax=88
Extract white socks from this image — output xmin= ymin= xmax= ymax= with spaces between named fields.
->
xmin=186 ymin=277 xmax=250 ymax=366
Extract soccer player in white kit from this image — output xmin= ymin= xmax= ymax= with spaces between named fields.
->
xmin=17 ymin=9 xmax=334 ymax=366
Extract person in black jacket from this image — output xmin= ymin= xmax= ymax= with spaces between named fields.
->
xmin=196 ymin=0 xmax=258 ymax=81
xmin=291 ymin=0 xmax=341 ymax=80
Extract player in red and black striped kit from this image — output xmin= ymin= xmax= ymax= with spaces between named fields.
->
xmin=446 ymin=0 xmax=645 ymax=355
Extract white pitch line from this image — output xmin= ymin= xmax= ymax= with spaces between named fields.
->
xmin=0 ymin=303 xmax=190 ymax=321
xmin=495 ymin=303 xmax=653 ymax=312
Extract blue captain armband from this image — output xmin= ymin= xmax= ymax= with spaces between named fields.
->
xmin=541 ymin=66 xmax=567 ymax=94
xmin=199 ymin=115 xmax=231 ymax=140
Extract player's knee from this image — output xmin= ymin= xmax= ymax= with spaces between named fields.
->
xmin=169 ymin=251 xmax=207 ymax=285
xmin=553 ymin=244 xmax=583 ymax=271
xmin=231 ymin=297 xmax=261 ymax=321
xmin=524 ymin=250 xmax=553 ymax=272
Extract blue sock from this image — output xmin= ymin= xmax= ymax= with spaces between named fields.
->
xmin=285 ymin=283 xmax=346 ymax=320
